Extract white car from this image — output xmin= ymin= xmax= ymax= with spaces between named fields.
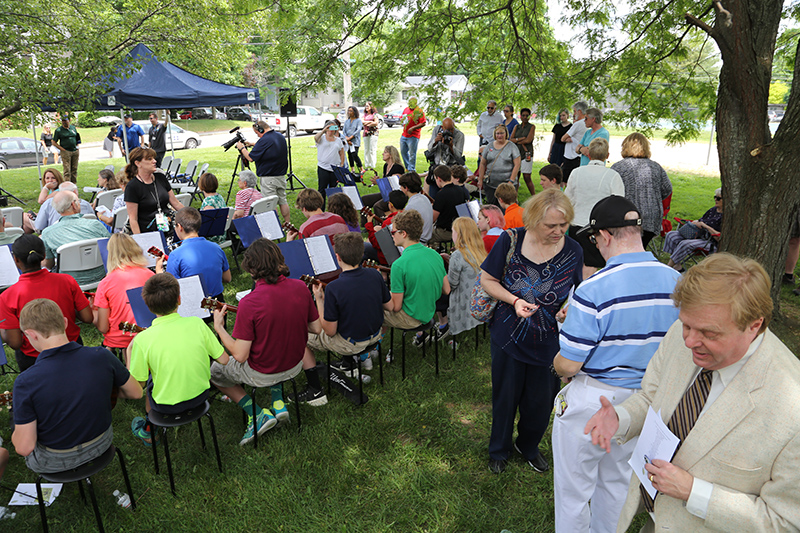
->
xmin=283 ymin=106 xmax=336 ymax=137
xmin=134 ymin=121 xmax=201 ymax=150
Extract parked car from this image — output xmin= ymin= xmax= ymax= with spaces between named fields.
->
xmin=282 ymin=105 xmax=336 ymax=137
xmin=179 ymin=110 xmax=192 ymax=120
xmin=383 ymin=108 xmax=405 ymax=128
xmin=191 ymin=108 xmax=215 ymax=120
xmin=0 ymin=137 xmax=46 ymax=170
xmin=133 ymin=121 xmax=201 ymax=150
xmin=226 ymin=107 xmax=253 ymax=121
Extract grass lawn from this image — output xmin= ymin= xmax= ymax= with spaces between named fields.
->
xmin=0 ymin=125 xmax=797 ymax=532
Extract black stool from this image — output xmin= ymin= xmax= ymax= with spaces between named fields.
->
xmin=390 ymin=319 xmax=437 ymax=380
xmin=36 ymin=445 xmax=135 ymax=533
xmin=244 ymin=375 xmax=303 ymax=449
xmin=148 ymin=400 xmax=222 ymax=496
xmin=326 ymin=341 xmax=382 ymax=405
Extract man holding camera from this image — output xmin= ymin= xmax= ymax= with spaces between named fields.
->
xmin=427 ymin=118 xmax=465 ymax=168
xmin=236 ymin=121 xmax=290 ymax=224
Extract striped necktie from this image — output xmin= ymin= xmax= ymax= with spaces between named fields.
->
xmin=640 ymin=369 xmax=714 ymax=512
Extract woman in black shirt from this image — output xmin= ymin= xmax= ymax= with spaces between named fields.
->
xmin=361 ymin=145 xmax=405 ymax=218
xmin=123 ymin=147 xmax=184 ymax=234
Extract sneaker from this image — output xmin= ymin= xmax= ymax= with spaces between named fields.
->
xmin=488 ymin=458 xmax=508 ymax=474
xmin=514 ymin=443 xmax=549 ymax=472
xmin=131 ymin=416 xmax=156 ymax=447
xmin=385 ymin=350 xmax=394 ymax=363
xmin=287 ymin=387 xmax=328 ymax=407
xmin=360 ymin=355 xmax=374 ymax=372
xmin=434 ymin=324 xmax=451 ymax=342
xmin=411 ymin=331 xmax=428 ymax=347
xmin=272 ymin=400 xmax=290 ymax=424
xmin=239 ymin=409 xmax=277 ymax=446
xmin=330 ymin=358 xmax=358 ymax=374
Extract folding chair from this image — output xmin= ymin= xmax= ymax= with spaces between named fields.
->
xmin=95 ymin=190 xmax=123 ymax=213
xmin=186 ymin=163 xmax=210 ymax=204
xmin=1 ymin=207 xmax=23 ymax=228
xmin=56 ymin=238 xmax=107 ymax=291
xmin=160 ymin=155 xmax=173 ymax=174
xmin=103 ymin=164 xmax=114 ymax=172
xmin=174 ymin=160 xmax=198 ymax=185
xmin=219 ymin=208 xmax=238 ymax=270
xmin=250 ymin=195 xmax=279 ymax=216
xmin=112 ymin=210 xmax=129 ymax=233
xmin=646 ymin=192 xmax=672 ymax=258
xmin=175 ymin=193 xmax=192 ymax=207
xmin=167 ymin=158 xmax=182 ymax=180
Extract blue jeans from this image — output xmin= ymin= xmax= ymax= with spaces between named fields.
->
xmin=399 ymin=136 xmax=419 ymax=172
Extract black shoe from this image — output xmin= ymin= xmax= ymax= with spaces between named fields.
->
xmin=434 ymin=323 xmax=451 ymax=342
xmin=286 ymin=387 xmax=328 ymax=407
xmin=488 ymin=458 xmax=507 ymax=474
xmin=514 ymin=443 xmax=549 ymax=473
xmin=783 ymin=273 xmax=796 ymax=286
xmin=330 ymin=357 xmax=357 ymax=373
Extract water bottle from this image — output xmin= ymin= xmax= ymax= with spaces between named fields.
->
xmin=360 ymin=374 xmax=372 ymax=384
xmin=113 ymin=490 xmax=131 ymax=509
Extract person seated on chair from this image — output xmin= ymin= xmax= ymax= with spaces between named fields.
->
xmin=156 ymin=207 xmax=231 ymax=307
xmin=41 ymin=190 xmax=110 ymax=287
xmin=429 ymin=165 xmax=470 ymax=247
xmin=0 ymin=235 xmax=93 ymax=372
xmin=478 ymin=205 xmax=506 ymax=252
xmin=210 ymin=238 xmax=322 ymax=445
xmin=11 ymin=299 xmax=143 ymax=473
xmin=364 ymin=190 xmax=407 ymax=265
xmin=96 ymin=173 xmax=129 ymax=231
xmin=495 ymin=182 xmax=523 ymax=229
xmin=383 ymin=210 xmax=450 ymax=333
xmin=539 ymin=163 xmax=564 ymax=191
xmin=25 ymin=181 xmax=94 ymax=234
xmin=129 ymin=273 xmax=229 ymax=446
xmin=232 ymin=170 xmax=263 ymax=220
xmin=450 ymin=164 xmax=477 ymax=197
xmin=286 ymin=189 xmax=349 ymax=241
xmin=294 ymin=233 xmax=393 ymax=405
xmin=399 ymin=172 xmax=434 ymax=244
xmin=327 ymin=192 xmax=361 ymax=232
xmin=197 ymin=172 xmax=227 ymax=244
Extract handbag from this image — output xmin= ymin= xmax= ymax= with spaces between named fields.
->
xmin=678 ymin=222 xmax=706 ymax=240
xmin=469 ymin=229 xmax=518 ymax=322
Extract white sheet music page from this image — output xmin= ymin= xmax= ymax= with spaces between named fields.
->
xmin=342 ymin=186 xmax=363 ymax=209
xmin=467 ymin=200 xmax=480 ymax=222
xmin=177 ymin=275 xmax=211 ymax=319
xmin=254 ymin=211 xmax=283 ymax=240
xmin=305 ymin=236 xmax=337 ymax=275
xmin=131 ymin=232 xmax=165 ymax=268
xmin=0 ymin=246 xmax=19 ymax=287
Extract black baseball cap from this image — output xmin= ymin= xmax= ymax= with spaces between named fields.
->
xmin=124 ymin=113 xmax=132 ymax=119
xmin=577 ymin=195 xmax=641 ymax=236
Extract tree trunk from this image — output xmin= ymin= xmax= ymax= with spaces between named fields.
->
xmin=705 ymin=0 xmax=800 ymax=312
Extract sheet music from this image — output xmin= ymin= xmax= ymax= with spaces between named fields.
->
xmin=467 ymin=200 xmax=480 ymax=222
xmin=342 ymin=186 xmax=363 ymax=209
xmin=0 ymin=246 xmax=19 ymax=288
xmin=387 ymin=175 xmax=401 ymax=189
xmin=131 ymin=232 xmax=165 ymax=268
xmin=629 ymin=407 xmax=680 ymax=499
xmin=254 ymin=211 xmax=284 ymax=240
xmin=304 ymin=236 xmax=337 ymax=275
xmin=177 ymin=275 xmax=210 ymax=319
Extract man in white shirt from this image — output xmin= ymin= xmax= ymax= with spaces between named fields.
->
xmin=476 ymin=101 xmax=504 ymax=165
xmin=560 ymin=101 xmax=589 ymax=183
xmin=585 ymin=253 xmax=800 ymax=532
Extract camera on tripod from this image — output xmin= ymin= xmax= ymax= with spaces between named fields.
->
xmin=222 ymin=126 xmax=246 ymax=151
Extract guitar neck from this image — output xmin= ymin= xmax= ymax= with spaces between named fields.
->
xmin=282 ymin=222 xmax=301 ymax=236
xmin=361 ymin=206 xmax=385 ymax=226
xmin=361 ymin=260 xmax=392 ymax=274
xmin=200 ymin=297 xmax=238 ymax=313
xmin=300 ymin=274 xmax=327 ymax=289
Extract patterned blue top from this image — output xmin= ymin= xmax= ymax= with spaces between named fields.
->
xmin=481 ymin=228 xmax=583 ymax=366
xmin=559 ymin=252 xmax=681 ymax=388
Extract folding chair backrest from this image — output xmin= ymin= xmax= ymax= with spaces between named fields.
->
xmin=4 ymin=227 xmax=23 ymax=237
xmin=197 ymin=163 xmax=210 ymax=177
xmin=1 ymin=207 xmax=23 ymax=228
xmin=56 ymin=238 xmax=105 ymax=289
xmin=250 ymin=195 xmax=279 ymax=216
xmin=96 ymin=189 xmax=123 ymax=213
xmin=168 ymin=158 xmax=182 ymax=178
xmin=183 ymin=160 xmax=198 ymax=181
xmin=160 ymin=155 xmax=173 ymax=173
xmin=224 ymin=205 xmax=235 ymax=232
xmin=175 ymin=193 xmax=192 ymax=207
xmin=104 ymin=164 xmax=114 ymax=172
xmin=112 ymin=209 xmax=129 ymax=233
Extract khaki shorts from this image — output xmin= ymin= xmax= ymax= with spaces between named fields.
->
xmin=210 ymin=359 xmax=302 ymax=389
xmin=308 ymin=331 xmax=382 ymax=356
xmin=260 ymin=175 xmax=288 ymax=206
xmin=383 ymin=308 xmax=424 ymax=329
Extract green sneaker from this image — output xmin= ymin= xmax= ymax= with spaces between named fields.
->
xmin=272 ymin=400 xmax=290 ymax=424
xmin=239 ymin=409 xmax=277 ymax=446
xmin=131 ymin=416 xmax=156 ymax=447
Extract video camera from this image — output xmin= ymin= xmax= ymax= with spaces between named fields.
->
xmin=222 ymin=126 xmax=246 ymax=151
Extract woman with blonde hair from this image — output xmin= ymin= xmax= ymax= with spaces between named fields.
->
xmin=94 ymin=233 xmax=155 ymax=360
xmin=446 ymin=217 xmax=488 ymax=336
xmin=610 ymin=132 xmax=672 ymax=247
xmin=478 ymin=124 xmax=521 ymax=205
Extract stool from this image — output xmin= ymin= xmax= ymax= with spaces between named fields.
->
xmin=148 ymin=401 xmax=222 ymax=496
xmin=245 ymin=376 xmax=302 ymax=450
xmin=36 ymin=445 xmax=135 ymax=533
xmin=390 ymin=319 xmax=437 ymax=380
xmin=326 ymin=341 xmax=382 ymax=405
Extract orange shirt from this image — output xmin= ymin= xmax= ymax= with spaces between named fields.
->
xmin=503 ymin=203 xmax=523 ymax=229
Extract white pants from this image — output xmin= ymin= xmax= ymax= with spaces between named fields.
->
xmin=552 ymin=374 xmax=637 ymax=533
xmin=363 ymin=135 xmax=379 ymax=169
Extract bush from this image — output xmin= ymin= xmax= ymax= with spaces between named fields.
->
xmin=75 ymin=110 xmax=103 ymax=128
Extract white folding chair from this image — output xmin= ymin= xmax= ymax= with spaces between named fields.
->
xmin=175 ymin=193 xmax=191 ymax=207
xmin=187 ymin=163 xmax=210 ymax=204
xmin=112 ymin=210 xmax=129 ymax=233
xmin=95 ymin=190 xmax=123 ymax=213
xmin=1 ymin=207 xmax=23 ymax=228
xmin=82 ymin=213 xmax=98 ymax=220
xmin=4 ymin=227 xmax=23 ymax=238
xmin=104 ymin=164 xmax=115 ymax=172
xmin=160 ymin=155 xmax=173 ymax=174
xmin=168 ymin=158 xmax=182 ymax=180
xmin=181 ymin=160 xmax=198 ymax=183
xmin=250 ymin=195 xmax=279 ymax=216
xmin=56 ymin=238 xmax=106 ymax=291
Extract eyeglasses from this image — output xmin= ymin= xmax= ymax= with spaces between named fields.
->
xmin=487 ymin=106 xmax=495 ymax=110
xmin=714 ymin=196 xmax=722 ymax=201
xmin=391 ymin=229 xmax=401 ymax=235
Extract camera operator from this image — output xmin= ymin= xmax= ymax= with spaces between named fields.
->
xmin=235 ymin=121 xmax=291 ymax=224
xmin=425 ymin=118 xmax=465 ymax=198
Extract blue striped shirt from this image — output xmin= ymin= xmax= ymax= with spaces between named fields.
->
xmin=559 ymin=252 xmax=681 ymax=388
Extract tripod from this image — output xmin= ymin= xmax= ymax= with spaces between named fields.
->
xmin=284 ymin=116 xmax=306 ymax=191
xmin=0 ymin=185 xmax=26 ymax=206
xmin=225 ymin=152 xmax=250 ymax=203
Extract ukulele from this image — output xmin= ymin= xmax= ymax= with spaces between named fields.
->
xmin=299 ymin=274 xmax=327 ymax=290
xmin=362 ymin=259 xmax=392 ymax=274
xmin=119 ymin=322 xmax=146 ymax=335
xmin=360 ymin=206 xmax=385 ymax=226
xmin=200 ymin=297 xmax=239 ymax=313
xmin=282 ymin=222 xmax=302 ymax=237
xmin=147 ymin=246 xmax=168 ymax=261
xmin=0 ymin=390 xmax=11 ymax=410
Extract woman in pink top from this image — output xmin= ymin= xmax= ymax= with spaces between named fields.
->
xmin=94 ymin=233 xmax=154 ymax=362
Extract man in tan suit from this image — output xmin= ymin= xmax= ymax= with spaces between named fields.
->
xmin=585 ymin=253 xmax=800 ymax=532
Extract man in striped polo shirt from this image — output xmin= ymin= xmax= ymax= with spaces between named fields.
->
xmin=551 ymin=195 xmax=681 ymax=533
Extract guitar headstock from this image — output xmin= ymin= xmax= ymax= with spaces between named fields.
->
xmin=200 ymin=297 xmax=222 ymax=311
xmin=147 ymin=246 xmax=167 ymax=260
xmin=282 ymin=222 xmax=300 ymax=234
xmin=0 ymin=390 xmax=11 ymax=409
xmin=118 ymin=322 xmax=145 ymax=335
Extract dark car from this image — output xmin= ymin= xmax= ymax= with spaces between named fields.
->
xmin=192 ymin=107 xmax=214 ymax=120
xmin=383 ymin=108 xmax=405 ymax=128
xmin=0 ymin=137 xmax=46 ymax=170
xmin=226 ymin=107 xmax=253 ymax=121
